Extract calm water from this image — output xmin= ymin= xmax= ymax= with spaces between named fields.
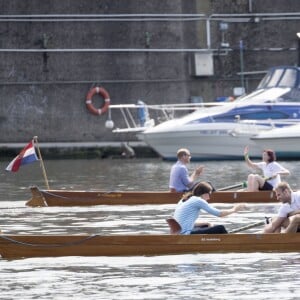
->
xmin=0 ymin=158 xmax=299 ymax=299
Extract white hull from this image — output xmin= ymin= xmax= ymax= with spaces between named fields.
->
xmin=252 ymin=124 xmax=300 ymax=158
xmin=138 ymin=66 xmax=300 ymax=160
xmin=141 ymin=122 xmax=267 ymax=160
xmin=113 ymin=67 xmax=300 ymax=160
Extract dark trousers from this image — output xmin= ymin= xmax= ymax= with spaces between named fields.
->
xmin=191 ymin=224 xmax=228 ymax=234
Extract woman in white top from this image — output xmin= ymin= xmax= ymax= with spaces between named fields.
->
xmin=244 ymin=146 xmax=290 ymax=192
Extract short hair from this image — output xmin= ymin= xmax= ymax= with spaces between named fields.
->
xmin=177 ymin=148 xmax=190 ymax=159
xmin=264 ymin=149 xmax=276 ymax=163
xmin=274 ymin=181 xmax=292 ymax=192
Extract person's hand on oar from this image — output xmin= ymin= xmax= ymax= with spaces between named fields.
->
xmin=232 ymin=203 xmax=247 ymax=212
xmin=218 ymin=203 xmax=247 ymax=217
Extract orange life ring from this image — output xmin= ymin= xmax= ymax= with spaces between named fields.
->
xmin=85 ymin=87 xmax=110 ymax=115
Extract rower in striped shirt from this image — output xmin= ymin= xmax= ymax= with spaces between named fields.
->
xmin=173 ymin=182 xmax=246 ymax=234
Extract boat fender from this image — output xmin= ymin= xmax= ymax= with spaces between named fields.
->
xmin=85 ymin=87 xmax=110 ymax=115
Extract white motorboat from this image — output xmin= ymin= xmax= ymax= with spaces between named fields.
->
xmin=139 ymin=66 xmax=300 ymax=160
xmin=251 ymin=123 xmax=300 ymax=158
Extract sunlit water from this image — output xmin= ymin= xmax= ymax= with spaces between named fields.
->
xmin=0 ymin=158 xmax=299 ymax=299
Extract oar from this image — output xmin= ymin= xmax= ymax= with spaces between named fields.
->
xmin=229 ymin=220 xmax=265 ymax=233
xmin=217 ymin=175 xmax=276 ymax=192
xmin=218 ymin=181 xmax=247 ymax=191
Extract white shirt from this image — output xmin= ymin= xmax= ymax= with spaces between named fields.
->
xmin=278 ymin=191 xmax=300 ymax=218
xmin=254 ymin=161 xmax=289 ymax=188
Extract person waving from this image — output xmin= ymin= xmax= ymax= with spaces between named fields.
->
xmin=244 ymin=146 xmax=290 ymax=192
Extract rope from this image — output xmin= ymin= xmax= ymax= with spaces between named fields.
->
xmin=0 ymin=234 xmax=98 ymax=248
xmin=42 ymin=190 xmax=70 ymax=199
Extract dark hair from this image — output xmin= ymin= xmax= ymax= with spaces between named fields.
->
xmin=264 ymin=149 xmax=276 ymax=163
xmin=192 ymin=181 xmax=212 ymax=196
xmin=182 ymin=182 xmax=212 ymax=201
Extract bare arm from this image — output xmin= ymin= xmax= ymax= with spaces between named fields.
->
xmin=244 ymin=146 xmax=260 ymax=170
xmin=219 ymin=203 xmax=246 ymax=217
xmin=263 ymin=216 xmax=286 ymax=233
xmin=190 ymin=165 xmax=204 ymax=183
xmin=276 ymin=166 xmax=290 ymax=176
xmin=288 ymin=210 xmax=300 ymax=217
xmin=266 ymin=165 xmax=290 ymax=180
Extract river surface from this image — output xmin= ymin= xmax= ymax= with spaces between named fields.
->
xmin=0 ymin=158 xmax=299 ymax=299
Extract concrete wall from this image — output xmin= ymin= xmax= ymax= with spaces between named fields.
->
xmin=1 ymin=0 xmax=300 ymax=142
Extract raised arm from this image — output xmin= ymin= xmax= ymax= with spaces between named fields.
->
xmin=244 ymin=146 xmax=259 ymax=170
xmin=189 ymin=165 xmax=204 ymax=183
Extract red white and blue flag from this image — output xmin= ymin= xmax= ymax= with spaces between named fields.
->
xmin=5 ymin=140 xmax=39 ymax=172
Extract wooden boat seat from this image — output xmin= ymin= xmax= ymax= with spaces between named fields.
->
xmin=166 ymin=217 xmax=182 ymax=234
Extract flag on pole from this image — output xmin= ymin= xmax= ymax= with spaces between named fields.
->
xmin=5 ymin=140 xmax=39 ymax=172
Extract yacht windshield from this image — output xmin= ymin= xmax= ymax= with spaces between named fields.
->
xmin=257 ymin=67 xmax=298 ymax=89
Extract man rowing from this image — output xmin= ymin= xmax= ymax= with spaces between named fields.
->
xmin=264 ymin=182 xmax=300 ymax=233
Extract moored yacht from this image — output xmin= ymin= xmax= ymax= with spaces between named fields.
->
xmin=140 ymin=66 xmax=300 ymax=160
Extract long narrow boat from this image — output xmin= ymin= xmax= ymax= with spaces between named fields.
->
xmin=26 ymin=186 xmax=277 ymax=207
xmin=0 ymin=233 xmax=299 ymax=259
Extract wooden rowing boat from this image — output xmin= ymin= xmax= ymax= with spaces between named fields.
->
xmin=0 ymin=233 xmax=298 ymax=259
xmin=25 ymin=186 xmax=277 ymax=207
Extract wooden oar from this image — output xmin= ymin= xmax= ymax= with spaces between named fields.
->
xmin=229 ymin=220 xmax=265 ymax=233
xmin=218 ymin=182 xmax=247 ymax=191
xmin=217 ymin=175 xmax=275 ymax=192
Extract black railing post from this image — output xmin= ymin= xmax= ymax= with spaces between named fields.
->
xmin=297 ymin=33 xmax=300 ymax=67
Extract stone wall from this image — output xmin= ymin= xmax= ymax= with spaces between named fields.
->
xmin=0 ymin=0 xmax=300 ymax=142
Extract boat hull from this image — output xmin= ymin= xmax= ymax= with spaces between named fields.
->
xmin=0 ymin=233 xmax=299 ymax=259
xmin=26 ymin=186 xmax=277 ymax=207
xmin=138 ymin=66 xmax=300 ymax=161
xmin=141 ymin=122 xmax=266 ymax=160
xmin=252 ymin=124 xmax=300 ymax=158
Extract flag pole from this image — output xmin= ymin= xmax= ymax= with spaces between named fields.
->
xmin=33 ymin=136 xmax=50 ymax=190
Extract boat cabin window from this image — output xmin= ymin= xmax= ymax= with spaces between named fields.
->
xmin=278 ymin=69 xmax=297 ymax=87
xmin=267 ymin=68 xmax=285 ymax=87
xmin=213 ymin=111 xmax=290 ymax=121
xmin=238 ymin=111 xmax=290 ymax=120
xmin=257 ymin=73 xmax=272 ymax=89
xmin=257 ymin=67 xmax=298 ymax=89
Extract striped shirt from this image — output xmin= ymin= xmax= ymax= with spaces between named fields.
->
xmin=173 ymin=196 xmax=221 ymax=234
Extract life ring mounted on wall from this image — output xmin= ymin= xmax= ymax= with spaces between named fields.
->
xmin=85 ymin=87 xmax=110 ymax=116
